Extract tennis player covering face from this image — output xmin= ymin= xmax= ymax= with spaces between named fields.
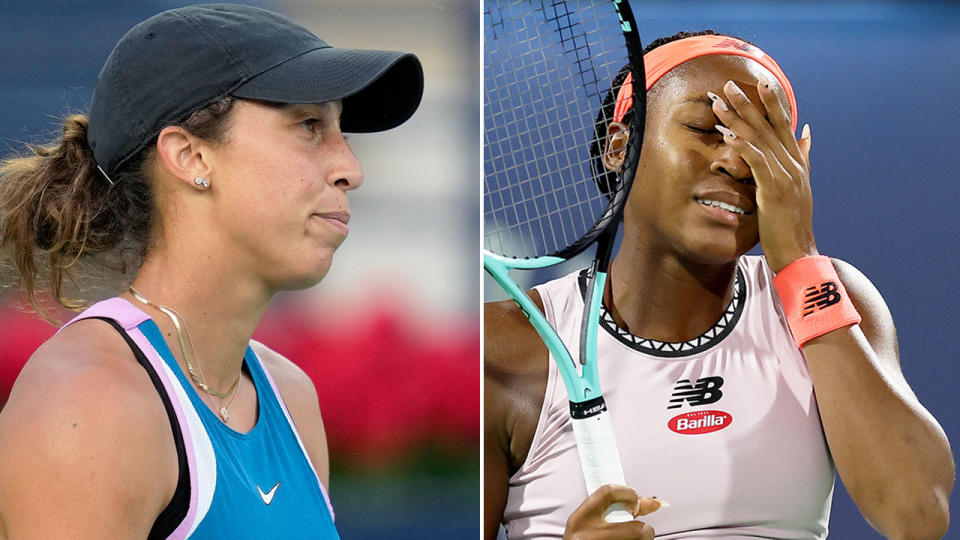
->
xmin=0 ymin=4 xmax=422 ymax=539
xmin=485 ymin=31 xmax=953 ymax=539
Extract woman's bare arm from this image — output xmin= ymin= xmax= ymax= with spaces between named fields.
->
xmin=801 ymin=260 xmax=953 ymax=539
xmin=0 ymin=320 xmax=178 ymax=539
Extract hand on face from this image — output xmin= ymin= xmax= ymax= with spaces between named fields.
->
xmin=708 ymin=80 xmax=817 ymax=272
xmin=562 ymin=484 xmax=662 ymax=540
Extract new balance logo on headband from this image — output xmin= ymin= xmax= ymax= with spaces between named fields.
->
xmin=711 ymin=38 xmax=758 ymax=54
xmin=667 ymin=376 xmax=724 ymax=409
xmin=803 ymin=281 xmax=842 ymax=317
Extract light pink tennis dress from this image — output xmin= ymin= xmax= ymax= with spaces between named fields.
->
xmin=502 ymin=255 xmax=835 ymax=539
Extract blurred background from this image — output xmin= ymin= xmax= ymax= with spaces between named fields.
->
xmin=0 ymin=0 xmax=479 ymax=537
xmin=485 ymin=1 xmax=959 ymax=538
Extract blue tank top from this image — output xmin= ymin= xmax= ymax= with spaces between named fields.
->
xmin=62 ymin=298 xmax=339 ymax=539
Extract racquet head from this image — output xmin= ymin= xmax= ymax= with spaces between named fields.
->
xmin=484 ymin=0 xmax=646 ymax=262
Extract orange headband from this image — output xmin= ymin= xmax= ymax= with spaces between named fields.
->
xmin=613 ymin=35 xmax=798 ymax=132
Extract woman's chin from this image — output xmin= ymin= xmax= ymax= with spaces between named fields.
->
xmin=268 ymin=257 xmax=334 ymax=292
xmin=678 ymin=238 xmax=756 ymax=267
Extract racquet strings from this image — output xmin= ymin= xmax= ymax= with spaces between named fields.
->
xmin=484 ymin=0 xmax=631 ymax=260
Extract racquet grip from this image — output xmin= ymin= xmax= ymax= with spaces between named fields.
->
xmin=570 ymin=410 xmax=634 ymax=523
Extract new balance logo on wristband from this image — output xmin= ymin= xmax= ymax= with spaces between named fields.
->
xmin=667 ymin=376 xmax=724 ymax=409
xmin=803 ymin=281 xmax=841 ymax=317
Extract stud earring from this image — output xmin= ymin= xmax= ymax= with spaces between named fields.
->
xmin=194 ymin=176 xmax=211 ymax=189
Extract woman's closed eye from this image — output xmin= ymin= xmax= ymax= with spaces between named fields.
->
xmin=685 ymin=124 xmax=721 ymax=135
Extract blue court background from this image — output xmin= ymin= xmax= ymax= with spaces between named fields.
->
xmin=485 ymin=1 xmax=960 ymax=538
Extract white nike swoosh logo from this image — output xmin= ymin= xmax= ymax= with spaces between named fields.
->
xmin=257 ymin=481 xmax=281 ymax=505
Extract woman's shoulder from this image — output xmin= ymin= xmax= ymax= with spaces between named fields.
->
xmin=485 ymin=292 xmax=551 ymax=471
xmin=1 ymin=317 xmax=175 ymax=451
xmin=10 ymin=317 xmax=172 ymax=424
xmin=485 ymin=291 xmax=549 ymax=376
xmin=0 ymin=318 xmax=178 ymax=535
xmin=249 ymin=339 xmax=318 ymax=407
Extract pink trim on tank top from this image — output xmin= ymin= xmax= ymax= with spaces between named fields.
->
xmin=60 ymin=298 xmax=201 ymax=537
xmin=126 ymin=326 xmax=200 ymax=538
xmin=58 ymin=297 xmax=150 ymax=333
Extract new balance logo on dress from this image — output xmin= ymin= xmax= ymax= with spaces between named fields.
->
xmin=803 ymin=281 xmax=841 ymax=316
xmin=667 ymin=376 xmax=724 ymax=409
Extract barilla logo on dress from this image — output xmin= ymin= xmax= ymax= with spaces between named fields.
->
xmin=668 ymin=410 xmax=732 ymax=435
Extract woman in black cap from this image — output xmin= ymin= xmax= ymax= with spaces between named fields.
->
xmin=0 ymin=4 xmax=422 ymax=538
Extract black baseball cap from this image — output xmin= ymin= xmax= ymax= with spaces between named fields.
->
xmin=88 ymin=3 xmax=424 ymax=175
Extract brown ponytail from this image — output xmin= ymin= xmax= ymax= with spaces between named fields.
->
xmin=1 ymin=97 xmax=237 ymax=323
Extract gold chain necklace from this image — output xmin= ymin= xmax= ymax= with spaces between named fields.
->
xmin=128 ymin=286 xmax=241 ymax=422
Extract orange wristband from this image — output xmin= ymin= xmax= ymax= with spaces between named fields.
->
xmin=773 ymin=255 xmax=861 ymax=348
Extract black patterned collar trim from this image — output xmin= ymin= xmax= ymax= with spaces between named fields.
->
xmin=590 ymin=267 xmax=746 ymax=358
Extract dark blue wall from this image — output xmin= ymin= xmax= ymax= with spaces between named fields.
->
xmin=0 ymin=1 xmax=258 ymax=144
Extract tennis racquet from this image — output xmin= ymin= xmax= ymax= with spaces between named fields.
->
xmin=484 ymin=0 xmax=646 ymax=524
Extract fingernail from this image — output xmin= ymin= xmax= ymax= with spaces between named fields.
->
xmin=650 ymin=497 xmax=671 ymax=508
xmin=715 ymin=124 xmax=736 ymax=139
xmin=726 ymin=81 xmax=750 ymax=103
xmin=706 ymin=91 xmax=727 ymax=111
xmin=801 ymin=123 xmax=811 ymax=140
